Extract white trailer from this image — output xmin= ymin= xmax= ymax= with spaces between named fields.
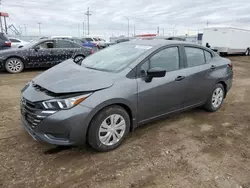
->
xmin=202 ymin=27 xmax=250 ymax=55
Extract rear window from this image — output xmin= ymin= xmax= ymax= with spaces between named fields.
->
xmin=10 ymin=38 xmax=20 ymax=42
xmin=84 ymin=38 xmax=93 ymax=42
xmin=0 ymin=33 xmax=9 ymax=41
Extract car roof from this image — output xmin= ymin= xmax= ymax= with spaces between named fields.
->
xmin=127 ymin=39 xmax=195 ymax=47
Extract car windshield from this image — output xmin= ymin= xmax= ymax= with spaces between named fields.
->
xmin=82 ymin=43 xmax=152 ymax=72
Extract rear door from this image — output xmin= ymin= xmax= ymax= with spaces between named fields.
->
xmin=55 ymin=40 xmax=79 ymax=61
xmin=180 ymin=45 xmax=215 ymax=107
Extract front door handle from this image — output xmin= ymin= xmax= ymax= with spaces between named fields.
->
xmin=210 ymin=65 xmax=216 ymax=69
xmin=175 ymin=76 xmax=185 ymax=81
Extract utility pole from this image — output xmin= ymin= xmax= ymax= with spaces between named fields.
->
xmin=24 ymin=24 xmax=27 ymax=36
xmin=4 ymin=16 xmax=7 ymax=34
xmin=125 ymin=17 xmax=129 ymax=37
xmin=85 ymin=7 xmax=91 ymax=35
xmin=157 ymin=26 xmax=159 ymax=36
xmin=206 ymin=20 xmax=209 ymax=27
xmin=162 ymin=28 xmax=164 ymax=36
xmin=38 ymin=22 xmax=41 ymax=37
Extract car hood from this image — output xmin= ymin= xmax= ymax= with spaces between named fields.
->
xmin=32 ymin=59 xmax=116 ymax=94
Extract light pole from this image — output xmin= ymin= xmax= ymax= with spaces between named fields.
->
xmin=82 ymin=22 xmax=84 ymax=36
xmin=38 ymin=22 xmax=41 ymax=37
xmin=125 ymin=17 xmax=129 ymax=37
xmin=172 ymin=24 xmax=178 ymax=36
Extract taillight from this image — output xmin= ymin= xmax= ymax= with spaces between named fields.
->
xmin=90 ymin=49 xmax=94 ymax=54
xmin=228 ymin=63 xmax=233 ymax=69
xmin=5 ymin=41 xmax=11 ymax=47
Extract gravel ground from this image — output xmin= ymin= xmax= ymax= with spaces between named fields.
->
xmin=0 ymin=56 xmax=250 ymax=188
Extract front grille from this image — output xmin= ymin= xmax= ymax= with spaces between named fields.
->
xmin=21 ymin=98 xmax=49 ymax=129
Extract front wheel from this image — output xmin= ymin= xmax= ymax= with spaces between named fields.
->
xmin=245 ymin=48 xmax=250 ymax=56
xmin=87 ymin=106 xmax=130 ymax=152
xmin=204 ymin=83 xmax=225 ymax=112
xmin=5 ymin=57 xmax=24 ymax=73
xmin=73 ymin=55 xmax=85 ymax=64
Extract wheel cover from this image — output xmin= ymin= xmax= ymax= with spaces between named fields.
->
xmin=7 ymin=59 xmax=22 ymax=73
xmin=212 ymin=88 xmax=224 ymax=108
xmin=75 ymin=56 xmax=84 ymax=62
xmin=98 ymin=114 xmax=126 ymax=146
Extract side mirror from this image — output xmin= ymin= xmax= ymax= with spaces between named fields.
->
xmin=147 ymin=67 xmax=166 ymax=78
xmin=34 ymin=46 xmax=40 ymax=51
xmin=145 ymin=67 xmax=166 ymax=82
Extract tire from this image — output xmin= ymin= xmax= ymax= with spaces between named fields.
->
xmin=245 ymin=48 xmax=250 ymax=56
xmin=87 ymin=105 xmax=130 ymax=152
xmin=5 ymin=57 xmax=24 ymax=73
xmin=204 ymin=83 xmax=225 ymax=112
xmin=73 ymin=55 xmax=85 ymax=64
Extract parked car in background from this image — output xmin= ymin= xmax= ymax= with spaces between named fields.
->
xmin=202 ymin=27 xmax=250 ymax=56
xmin=0 ymin=33 xmax=11 ymax=50
xmin=51 ymin=36 xmax=99 ymax=52
xmin=9 ymin=38 xmax=29 ymax=48
xmin=20 ymin=40 xmax=233 ymax=151
xmin=82 ymin=37 xmax=104 ymax=48
xmin=0 ymin=39 xmax=93 ymax=73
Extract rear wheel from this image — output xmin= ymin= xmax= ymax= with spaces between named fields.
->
xmin=204 ymin=83 xmax=225 ymax=112
xmin=87 ymin=106 xmax=130 ymax=152
xmin=5 ymin=57 xmax=24 ymax=73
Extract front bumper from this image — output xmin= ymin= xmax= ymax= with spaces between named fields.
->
xmin=21 ymin=102 xmax=93 ymax=146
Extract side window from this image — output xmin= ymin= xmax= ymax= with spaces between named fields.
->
xmin=36 ymin=41 xmax=54 ymax=49
xmin=56 ymin=40 xmax=74 ymax=48
xmin=204 ymin=50 xmax=212 ymax=62
xmin=185 ymin=47 xmax=205 ymax=67
xmin=150 ymin=47 xmax=180 ymax=72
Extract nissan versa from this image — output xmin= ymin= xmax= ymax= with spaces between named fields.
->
xmin=20 ymin=40 xmax=233 ymax=152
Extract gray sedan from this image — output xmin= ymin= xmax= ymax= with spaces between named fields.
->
xmin=20 ymin=40 xmax=233 ymax=152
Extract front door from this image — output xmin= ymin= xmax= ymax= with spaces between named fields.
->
xmin=27 ymin=40 xmax=57 ymax=67
xmin=137 ymin=46 xmax=187 ymax=123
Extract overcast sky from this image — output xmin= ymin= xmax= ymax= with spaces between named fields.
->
xmin=1 ymin=0 xmax=250 ymax=38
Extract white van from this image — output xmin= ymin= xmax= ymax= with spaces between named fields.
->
xmin=202 ymin=27 xmax=250 ymax=55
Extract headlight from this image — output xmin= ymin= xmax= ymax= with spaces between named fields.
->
xmin=41 ymin=93 xmax=92 ymax=110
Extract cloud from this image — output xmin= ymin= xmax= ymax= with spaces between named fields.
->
xmin=1 ymin=0 xmax=250 ymax=38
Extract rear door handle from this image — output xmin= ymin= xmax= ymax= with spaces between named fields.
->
xmin=210 ymin=65 xmax=216 ymax=69
xmin=175 ymin=76 xmax=185 ymax=81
